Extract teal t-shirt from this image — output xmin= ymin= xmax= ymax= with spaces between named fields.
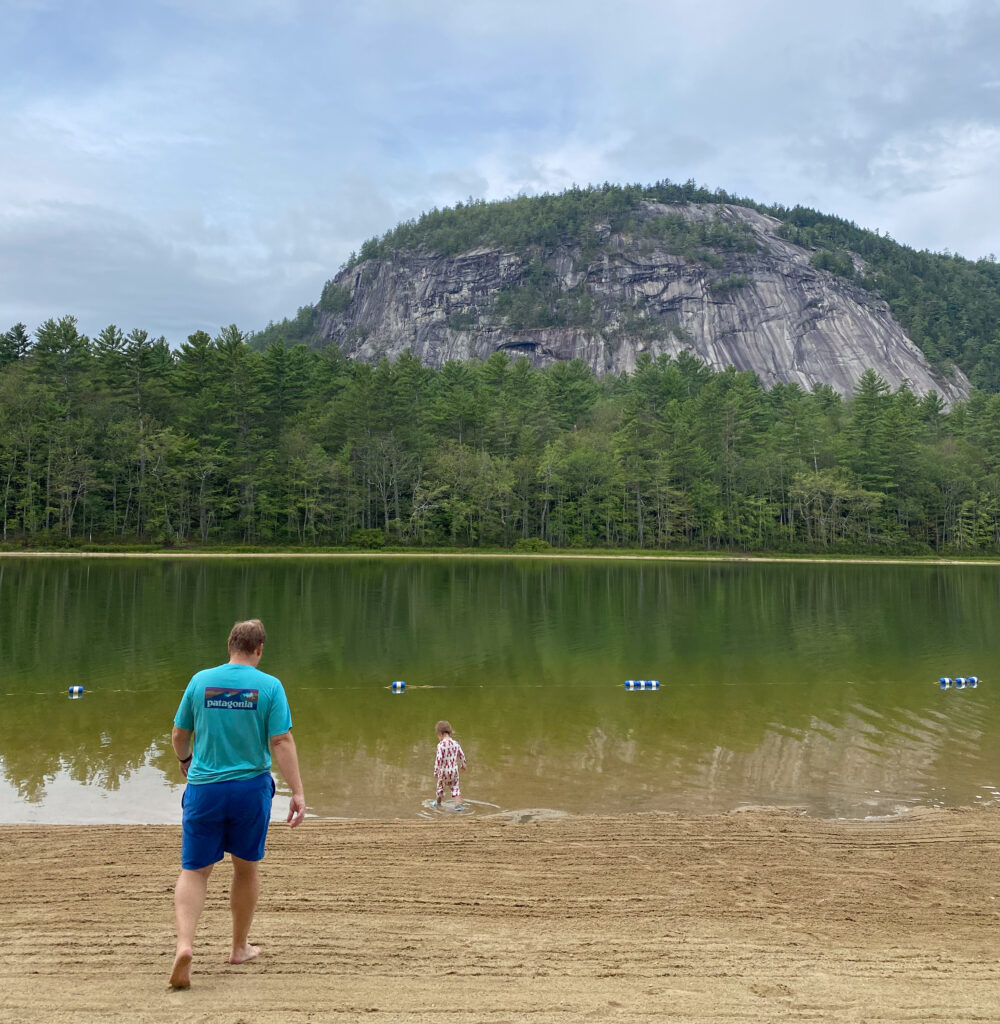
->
xmin=173 ymin=662 xmax=293 ymax=785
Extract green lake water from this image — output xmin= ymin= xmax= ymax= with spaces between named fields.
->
xmin=0 ymin=556 xmax=997 ymax=822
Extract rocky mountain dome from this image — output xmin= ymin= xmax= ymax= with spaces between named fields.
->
xmin=315 ymin=201 xmax=969 ymax=404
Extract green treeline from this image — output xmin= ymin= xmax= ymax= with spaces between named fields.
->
xmin=5 ymin=314 xmax=1000 ymax=554
xmin=344 ymin=180 xmax=747 ymax=262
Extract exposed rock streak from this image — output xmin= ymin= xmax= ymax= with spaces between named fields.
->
xmin=318 ymin=202 xmax=967 ymax=402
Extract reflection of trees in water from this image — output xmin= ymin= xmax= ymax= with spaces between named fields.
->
xmin=0 ymin=693 xmax=176 ymax=801
xmin=1 ymin=557 xmax=998 ymax=811
xmin=0 ymin=558 xmax=263 ymax=800
xmin=693 ymin=701 xmax=991 ymax=816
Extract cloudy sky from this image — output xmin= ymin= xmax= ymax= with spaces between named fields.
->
xmin=2 ymin=0 xmax=998 ymax=344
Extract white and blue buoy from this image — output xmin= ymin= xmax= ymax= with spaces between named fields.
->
xmin=624 ymin=679 xmax=660 ymax=691
xmin=68 ymin=685 xmax=84 ymax=697
xmin=391 ymin=680 xmax=406 ymax=693
xmin=940 ymin=675 xmax=980 ymax=690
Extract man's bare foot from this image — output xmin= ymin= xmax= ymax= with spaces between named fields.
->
xmin=229 ymin=943 xmax=261 ymax=965
xmin=169 ymin=949 xmax=192 ymax=989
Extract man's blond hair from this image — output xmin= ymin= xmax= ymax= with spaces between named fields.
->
xmin=228 ymin=619 xmax=267 ymax=655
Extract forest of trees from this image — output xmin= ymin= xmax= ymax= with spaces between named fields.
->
xmin=5 ymin=314 xmax=1000 ymax=555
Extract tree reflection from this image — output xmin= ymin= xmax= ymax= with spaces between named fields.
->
xmin=1 ymin=557 xmax=996 ymax=816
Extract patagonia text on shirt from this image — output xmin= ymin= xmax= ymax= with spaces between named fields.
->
xmin=204 ymin=687 xmax=260 ymax=711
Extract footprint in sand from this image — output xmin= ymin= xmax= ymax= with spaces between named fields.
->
xmin=749 ymin=982 xmax=793 ymax=999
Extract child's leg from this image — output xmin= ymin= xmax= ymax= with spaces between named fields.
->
xmin=450 ymin=774 xmax=461 ymax=801
xmin=435 ymin=777 xmax=444 ymax=804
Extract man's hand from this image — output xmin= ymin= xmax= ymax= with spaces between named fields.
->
xmin=270 ymin=731 xmax=306 ymax=829
xmin=287 ymin=792 xmax=306 ymax=829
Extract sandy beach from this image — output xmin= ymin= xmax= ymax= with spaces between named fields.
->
xmin=2 ymin=808 xmax=998 ymax=1023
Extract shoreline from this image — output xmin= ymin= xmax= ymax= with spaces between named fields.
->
xmin=3 ymin=800 xmax=997 ymax=828
xmin=3 ymin=548 xmax=1000 ymax=566
xmin=2 ymin=808 xmax=998 ymax=1023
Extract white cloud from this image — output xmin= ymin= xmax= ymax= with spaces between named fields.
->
xmin=0 ymin=0 xmax=998 ymax=342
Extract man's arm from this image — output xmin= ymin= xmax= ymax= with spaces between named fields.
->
xmin=172 ymin=726 xmax=193 ymax=777
xmin=270 ymin=730 xmax=306 ymax=828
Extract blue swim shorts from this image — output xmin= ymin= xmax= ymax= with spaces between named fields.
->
xmin=181 ymin=773 xmax=276 ymax=870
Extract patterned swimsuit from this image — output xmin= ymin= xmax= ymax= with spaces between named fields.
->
xmin=434 ymin=736 xmax=466 ymax=800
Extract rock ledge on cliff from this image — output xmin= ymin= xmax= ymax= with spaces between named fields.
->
xmin=316 ymin=202 xmax=968 ymax=403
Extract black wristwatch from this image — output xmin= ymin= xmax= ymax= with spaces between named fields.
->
xmin=179 ymin=754 xmax=193 ymax=765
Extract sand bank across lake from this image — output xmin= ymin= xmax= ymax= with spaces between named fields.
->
xmin=3 ymin=548 xmax=1000 ymax=565
xmin=2 ymin=808 xmax=998 ymax=1023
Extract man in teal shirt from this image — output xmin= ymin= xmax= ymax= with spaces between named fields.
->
xmin=169 ymin=619 xmax=306 ymax=989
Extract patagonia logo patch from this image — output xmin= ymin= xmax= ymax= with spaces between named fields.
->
xmin=204 ymin=687 xmax=259 ymax=711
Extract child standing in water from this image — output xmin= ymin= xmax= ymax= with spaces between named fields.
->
xmin=434 ymin=720 xmax=467 ymax=809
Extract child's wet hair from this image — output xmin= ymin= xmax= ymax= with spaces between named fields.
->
xmin=435 ymin=720 xmax=453 ymax=735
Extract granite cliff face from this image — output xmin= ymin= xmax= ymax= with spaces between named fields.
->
xmin=316 ymin=202 xmax=968 ymax=403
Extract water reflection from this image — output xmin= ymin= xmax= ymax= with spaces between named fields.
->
xmin=0 ymin=556 xmax=997 ymax=821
